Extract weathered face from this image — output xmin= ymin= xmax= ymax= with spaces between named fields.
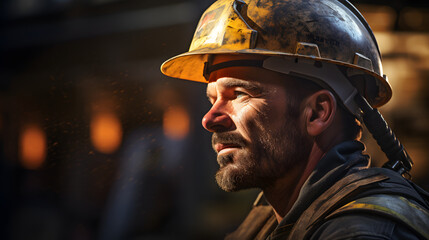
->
xmin=202 ymin=55 xmax=310 ymax=192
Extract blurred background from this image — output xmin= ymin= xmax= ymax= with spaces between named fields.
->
xmin=0 ymin=0 xmax=428 ymax=239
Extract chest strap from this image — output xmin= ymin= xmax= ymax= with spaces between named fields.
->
xmin=327 ymin=194 xmax=429 ymax=239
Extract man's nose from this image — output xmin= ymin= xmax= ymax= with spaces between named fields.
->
xmin=202 ymin=103 xmax=233 ymax=132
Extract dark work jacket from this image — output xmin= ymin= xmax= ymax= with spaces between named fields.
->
xmin=225 ymin=140 xmax=429 ymax=240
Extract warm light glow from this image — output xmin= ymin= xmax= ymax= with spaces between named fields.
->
xmin=90 ymin=112 xmax=123 ymax=154
xmin=374 ymin=32 xmax=395 ymax=54
xmin=374 ymin=33 xmax=429 ymax=111
xmin=358 ymin=4 xmax=396 ymax=32
xmin=163 ymin=105 xmax=190 ymax=140
xmin=20 ymin=125 xmax=47 ymax=169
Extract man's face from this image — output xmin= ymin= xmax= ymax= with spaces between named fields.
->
xmin=202 ymin=55 xmax=310 ymax=192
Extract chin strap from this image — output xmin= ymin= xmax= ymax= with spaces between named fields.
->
xmin=354 ymin=94 xmax=413 ymax=177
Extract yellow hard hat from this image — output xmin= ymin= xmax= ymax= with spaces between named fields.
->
xmin=161 ymin=0 xmax=392 ymax=109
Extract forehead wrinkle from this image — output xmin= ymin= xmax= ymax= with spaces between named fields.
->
xmin=208 ymin=66 xmax=290 ymax=93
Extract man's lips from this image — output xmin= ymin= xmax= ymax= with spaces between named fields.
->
xmin=212 ymin=132 xmax=246 ymax=156
xmin=215 ymin=143 xmax=241 ymax=154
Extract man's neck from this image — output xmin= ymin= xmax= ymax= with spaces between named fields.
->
xmin=263 ymin=143 xmax=327 ymax=223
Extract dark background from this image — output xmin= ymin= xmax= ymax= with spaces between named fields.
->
xmin=1 ymin=0 xmax=428 ymax=239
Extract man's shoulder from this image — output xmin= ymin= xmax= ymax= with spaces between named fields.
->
xmin=349 ymin=167 xmax=429 ymax=207
xmin=311 ymin=212 xmax=421 ymax=240
xmin=309 ymin=168 xmax=429 ymax=240
xmin=289 ymin=167 xmax=429 ymax=239
xmin=312 ymin=193 xmax=429 ymax=240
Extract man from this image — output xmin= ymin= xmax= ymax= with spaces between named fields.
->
xmin=161 ymin=0 xmax=429 ymax=239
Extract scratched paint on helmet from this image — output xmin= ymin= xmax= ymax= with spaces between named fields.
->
xmin=190 ymin=1 xmax=229 ymax=51
xmin=190 ymin=0 xmax=257 ymax=52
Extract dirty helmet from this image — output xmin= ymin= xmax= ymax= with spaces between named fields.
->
xmin=161 ymin=0 xmax=392 ymax=116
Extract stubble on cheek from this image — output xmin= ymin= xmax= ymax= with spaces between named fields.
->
xmin=213 ymin=115 xmax=309 ymax=192
xmin=211 ymin=92 xmax=309 ymax=192
xmin=212 ymin=112 xmax=274 ymax=192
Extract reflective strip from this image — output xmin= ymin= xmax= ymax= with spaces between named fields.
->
xmin=328 ymin=194 xmax=429 ymax=239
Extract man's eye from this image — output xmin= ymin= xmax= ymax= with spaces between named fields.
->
xmin=234 ymin=91 xmax=248 ymax=99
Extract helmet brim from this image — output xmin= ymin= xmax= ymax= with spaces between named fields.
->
xmin=161 ymin=49 xmax=392 ymax=108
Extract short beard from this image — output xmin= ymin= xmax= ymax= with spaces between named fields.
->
xmin=215 ymin=153 xmax=258 ymax=192
xmin=213 ymin=118 xmax=310 ymax=192
xmin=212 ymin=132 xmax=256 ymax=192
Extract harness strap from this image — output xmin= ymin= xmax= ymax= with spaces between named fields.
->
xmin=286 ymin=169 xmax=389 ymax=240
xmin=327 ymin=194 xmax=429 ymax=240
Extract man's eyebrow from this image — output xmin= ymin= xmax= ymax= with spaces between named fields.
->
xmin=206 ymin=79 xmax=264 ymax=100
xmin=219 ymin=79 xmax=261 ymax=91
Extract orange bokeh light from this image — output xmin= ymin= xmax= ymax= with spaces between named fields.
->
xmin=20 ymin=125 xmax=47 ymax=169
xmin=163 ymin=105 xmax=190 ymax=140
xmin=90 ymin=112 xmax=123 ymax=154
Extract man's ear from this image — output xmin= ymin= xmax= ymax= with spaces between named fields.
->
xmin=303 ymin=90 xmax=337 ymax=137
